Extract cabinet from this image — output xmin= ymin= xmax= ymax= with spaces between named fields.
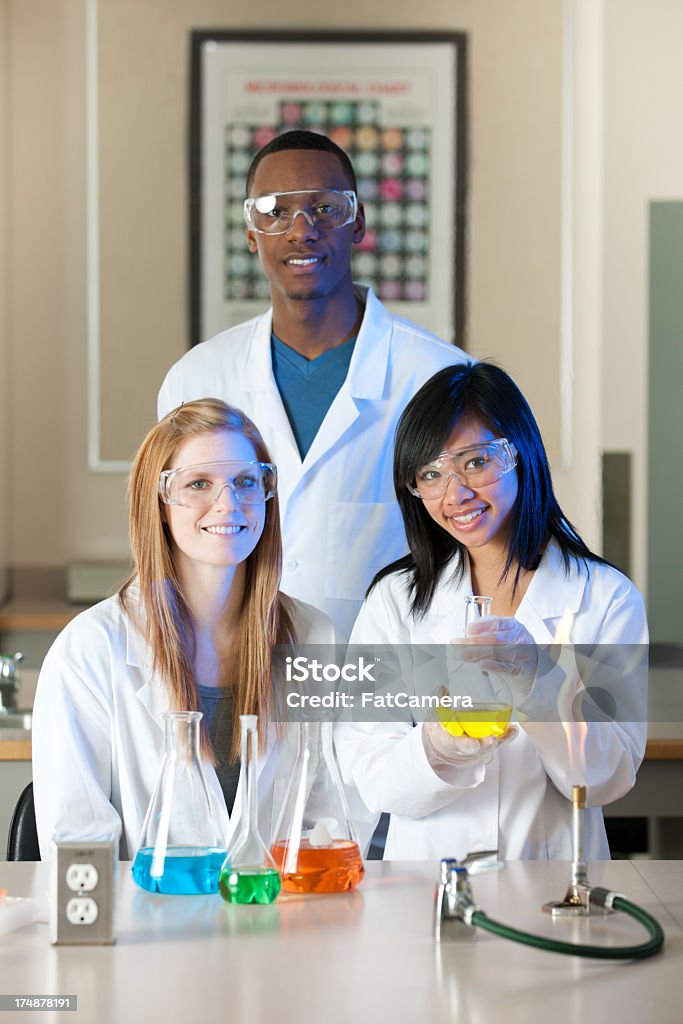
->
xmin=0 ymin=601 xmax=82 ymax=859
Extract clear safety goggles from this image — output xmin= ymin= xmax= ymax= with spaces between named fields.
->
xmin=408 ymin=438 xmax=518 ymax=500
xmin=159 ymin=461 xmax=277 ymax=509
xmin=243 ymin=189 xmax=358 ymax=235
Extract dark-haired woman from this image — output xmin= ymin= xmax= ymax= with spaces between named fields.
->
xmin=336 ymin=363 xmax=647 ymax=861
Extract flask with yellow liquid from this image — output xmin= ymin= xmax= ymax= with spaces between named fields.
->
xmin=438 ymin=596 xmax=513 ymax=741
xmin=437 ymin=702 xmax=512 ymax=739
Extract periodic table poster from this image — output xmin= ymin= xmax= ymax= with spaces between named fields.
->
xmin=191 ymin=34 xmax=466 ymax=347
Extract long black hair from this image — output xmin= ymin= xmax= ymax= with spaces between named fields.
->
xmin=373 ymin=362 xmax=608 ymax=617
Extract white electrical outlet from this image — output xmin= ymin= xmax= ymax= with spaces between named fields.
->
xmin=65 ymin=863 xmax=99 ymax=892
xmin=65 ymin=897 xmax=99 ymax=925
xmin=50 ymin=838 xmax=116 ymax=945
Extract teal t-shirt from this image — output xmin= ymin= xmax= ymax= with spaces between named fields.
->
xmin=271 ymin=333 xmax=357 ymax=458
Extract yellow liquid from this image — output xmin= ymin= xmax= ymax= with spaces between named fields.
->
xmin=437 ymin=703 xmax=512 ymax=739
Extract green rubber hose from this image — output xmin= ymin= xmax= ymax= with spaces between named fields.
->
xmin=469 ymin=893 xmax=664 ymax=960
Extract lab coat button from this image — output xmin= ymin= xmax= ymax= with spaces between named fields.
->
xmin=285 ymin=559 xmax=299 ymax=570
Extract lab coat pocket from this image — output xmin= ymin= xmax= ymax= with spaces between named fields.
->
xmin=325 ymin=502 xmax=406 ymax=601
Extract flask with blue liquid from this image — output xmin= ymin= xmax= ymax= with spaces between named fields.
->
xmin=132 ymin=711 xmax=226 ymax=895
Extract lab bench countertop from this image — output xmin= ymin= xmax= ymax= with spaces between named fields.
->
xmin=2 ymin=735 xmax=682 ymax=764
xmin=0 ymin=739 xmax=30 ymax=761
xmin=2 ymin=860 xmax=682 ymax=1024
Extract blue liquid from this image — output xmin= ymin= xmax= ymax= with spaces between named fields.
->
xmin=132 ymin=847 xmax=227 ymax=895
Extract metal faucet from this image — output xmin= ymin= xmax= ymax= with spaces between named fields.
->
xmin=434 ymin=850 xmax=500 ymax=942
xmin=0 ymin=652 xmax=23 ymax=713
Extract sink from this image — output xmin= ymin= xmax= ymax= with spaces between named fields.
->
xmin=0 ymin=710 xmax=33 ymax=738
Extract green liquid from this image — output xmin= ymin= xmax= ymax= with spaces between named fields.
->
xmin=218 ymin=867 xmax=281 ymax=905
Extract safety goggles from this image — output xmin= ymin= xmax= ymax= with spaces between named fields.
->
xmin=243 ymin=189 xmax=358 ymax=235
xmin=159 ymin=461 xmax=277 ymax=509
xmin=408 ymin=439 xmax=518 ymax=500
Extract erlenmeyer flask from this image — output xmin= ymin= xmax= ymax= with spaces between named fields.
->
xmin=132 ymin=711 xmax=226 ymax=895
xmin=444 ymin=594 xmax=512 ymax=739
xmin=270 ymin=718 xmax=365 ymax=894
xmin=464 ymin=594 xmax=492 ymax=627
xmin=218 ymin=715 xmax=281 ymax=905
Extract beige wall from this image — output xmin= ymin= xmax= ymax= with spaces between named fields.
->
xmin=96 ymin=0 xmax=564 ymax=465
xmin=557 ymin=0 xmax=604 ymax=563
xmin=7 ymin=0 xmax=126 ymax=567
xmin=8 ymin=0 xmax=569 ymax=570
xmin=0 ymin=0 xmax=9 ymax=600
xmin=602 ymin=0 xmax=683 ymax=592
xmin=12 ymin=0 xmax=677 ymax=600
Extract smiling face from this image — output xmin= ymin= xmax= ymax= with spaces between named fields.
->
xmin=164 ymin=430 xmax=266 ymax=576
xmin=245 ymin=149 xmax=365 ymax=307
xmin=419 ymin=417 xmax=519 ymax=563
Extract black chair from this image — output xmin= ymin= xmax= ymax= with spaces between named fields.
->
xmin=6 ymin=782 xmax=40 ymax=860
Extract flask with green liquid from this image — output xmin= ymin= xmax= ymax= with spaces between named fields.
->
xmin=218 ymin=715 xmax=281 ymax=905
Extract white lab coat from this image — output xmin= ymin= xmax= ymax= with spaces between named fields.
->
xmin=32 ymin=591 xmax=336 ymax=860
xmin=335 ymin=540 xmax=648 ymax=860
xmin=158 ymin=285 xmax=468 ymax=639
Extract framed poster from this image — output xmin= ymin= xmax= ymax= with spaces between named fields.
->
xmin=190 ymin=31 xmax=467 ymax=347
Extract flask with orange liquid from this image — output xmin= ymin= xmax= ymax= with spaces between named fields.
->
xmin=270 ymin=718 xmax=364 ymax=894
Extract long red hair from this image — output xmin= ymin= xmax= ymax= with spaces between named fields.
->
xmin=120 ymin=399 xmax=295 ymax=760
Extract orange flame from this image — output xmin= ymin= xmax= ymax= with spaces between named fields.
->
xmin=562 ymin=719 xmax=588 ymax=784
xmin=554 ymin=610 xmax=588 ymax=786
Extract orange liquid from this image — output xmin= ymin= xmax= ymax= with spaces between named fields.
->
xmin=270 ymin=839 xmax=365 ymax=894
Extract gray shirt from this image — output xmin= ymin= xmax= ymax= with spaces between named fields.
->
xmin=196 ymin=684 xmax=241 ymax=815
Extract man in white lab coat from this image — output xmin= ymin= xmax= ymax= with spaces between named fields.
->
xmin=158 ymin=130 xmax=468 ymax=639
